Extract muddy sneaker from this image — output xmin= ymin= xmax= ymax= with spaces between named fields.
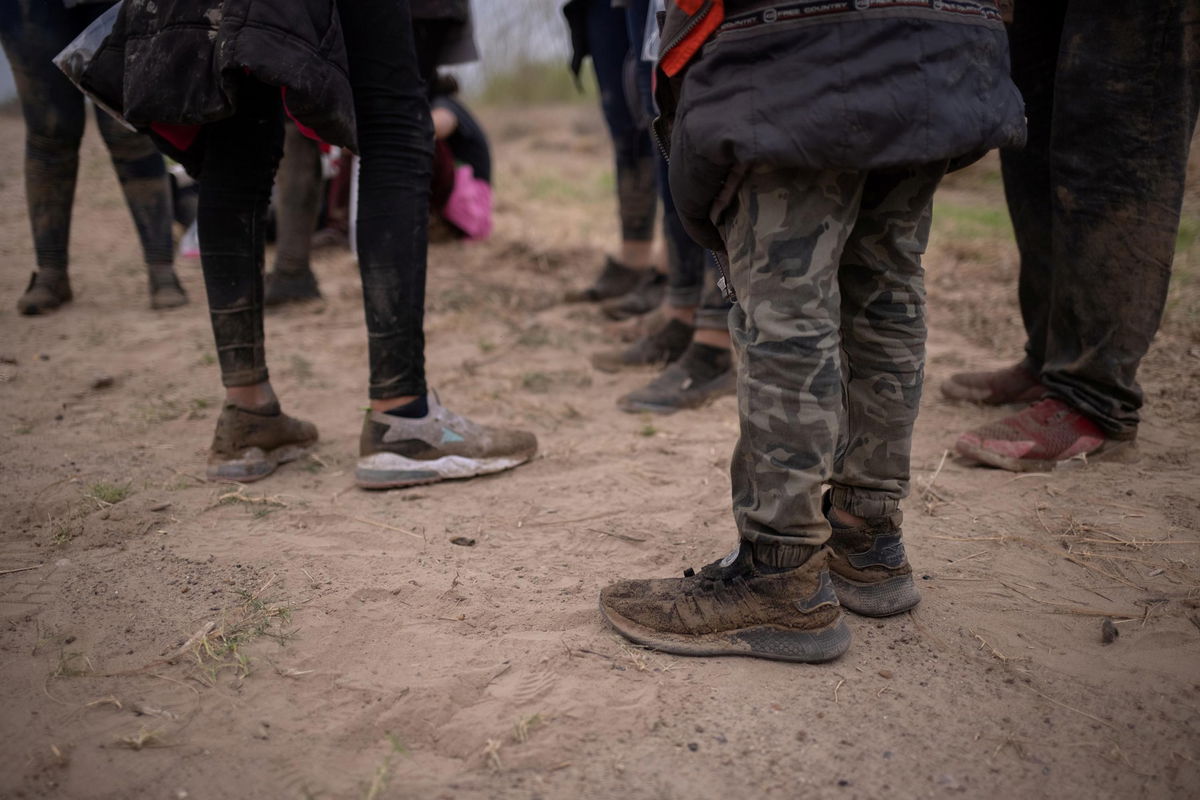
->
xmin=941 ymin=363 xmax=1044 ymax=405
xmin=600 ymin=272 xmax=667 ymax=321
xmin=17 ymin=269 xmax=72 ymax=315
xmin=824 ymin=495 xmax=919 ymax=617
xmin=264 ymin=269 xmax=322 ymax=307
xmin=591 ymin=318 xmax=693 ymax=373
xmin=356 ymin=393 xmax=538 ymax=489
xmin=565 ymin=257 xmax=652 ymax=303
xmin=617 ymin=342 xmax=734 ymax=414
xmin=599 ymin=545 xmax=851 ymax=662
xmin=955 ymin=397 xmax=1137 ymax=472
xmin=207 ymin=403 xmax=319 ymax=482
xmin=148 ymin=264 xmax=188 ymax=310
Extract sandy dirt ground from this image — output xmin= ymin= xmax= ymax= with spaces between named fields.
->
xmin=1 ymin=105 xmax=1199 ymax=800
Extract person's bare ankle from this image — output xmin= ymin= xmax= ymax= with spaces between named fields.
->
xmin=693 ymin=328 xmax=730 ymax=349
xmin=664 ymin=305 xmax=696 ymax=325
xmin=830 ymin=506 xmax=867 ymax=527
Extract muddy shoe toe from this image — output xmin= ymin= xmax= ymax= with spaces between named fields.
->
xmin=207 ymin=403 xmax=318 ymax=482
xmin=17 ymin=269 xmax=72 ymax=315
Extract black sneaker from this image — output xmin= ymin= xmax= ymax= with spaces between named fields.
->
xmin=591 ymin=318 xmax=693 ymax=373
xmin=565 ymin=257 xmax=653 ymax=303
xmin=599 ymin=545 xmax=851 ymax=662
xmin=824 ymin=494 xmax=920 ymax=616
xmin=148 ymin=264 xmax=188 ymax=310
xmin=264 ymin=269 xmax=322 ymax=307
xmin=617 ymin=342 xmax=734 ymax=414
xmin=599 ymin=272 xmax=667 ymax=320
xmin=17 ymin=269 xmax=72 ymax=315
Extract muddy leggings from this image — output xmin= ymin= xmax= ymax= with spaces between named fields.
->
xmin=586 ymin=0 xmax=657 ymax=244
xmin=0 ymin=0 xmax=174 ymax=272
xmin=199 ymin=0 xmax=433 ymax=397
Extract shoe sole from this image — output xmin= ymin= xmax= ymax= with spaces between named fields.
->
xmin=955 ymin=437 xmax=1138 ymax=472
xmin=617 ymin=377 xmax=736 ymax=416
xmin=355 ymin=451 xmax=533 ymax=490
xmin=599 ymin=602 xmax=852 ymax=663
xmin=207 ymin=442 xmax=315 ymax=483
xmin=830 ymin=572 xmax=920 ymax=617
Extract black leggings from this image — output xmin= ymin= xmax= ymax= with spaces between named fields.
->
xmin=0 ymin=0 xmax=174 ymax=271
xmin=199 ymin=0 xmax=433 ymax=397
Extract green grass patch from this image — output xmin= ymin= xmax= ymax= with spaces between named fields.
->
xmin=476 ymin=60 xmax=596 ymax=107
xmin=88 ymin=481 xmax=133 ymax=505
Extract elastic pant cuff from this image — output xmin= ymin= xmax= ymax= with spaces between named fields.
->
xmin=694 ymin=308 xmax=730 ymax=332
xmin=748 ymin=539 xmax=818 ymax=569
xmin=369 ymin=380 xmax=429 ymax=401
xmin=221 ymin=368 xmax=270 ymax=388
xmin=828 ymin=486 xmax=903 ymax=527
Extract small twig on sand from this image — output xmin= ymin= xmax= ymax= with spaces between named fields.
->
xmin=833 ymin=678 xmax=845 ymax=704
xmin=586 ymin=527 xmax=646 ymax=544
xmin=1028 ymin=686 xmax=1114 ymax=729
xmin=0 ymin=565 xmax=43 ymax=577
xmin=972 ymin=630 xmax=1009 ymax=662
xmin=919 ymin=450 xmax=950 ymax=499
xmin=350 ymin=515 xmax=422 ymax=541
xmin=947 ymin=551 xmax=989 ymax=565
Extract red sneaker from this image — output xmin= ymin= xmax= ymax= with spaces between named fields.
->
xmin=955 ymin=398 xmax=1136 ymax=472
xmin=941 ymin=363 xmax=1044 ymax=405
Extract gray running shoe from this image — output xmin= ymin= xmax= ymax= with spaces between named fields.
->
xmin=356 ymin=393 xmax=538 ymax=489
xmin=17 ymin=269 xmax=72 ymax=315
xmin=591 ymin=318 xmax=693 ymax=373
xmin=599 ymin=546 xmax=851 ymax=663
xmin=824 ymin=494 xmax=920 ymax=617
xmin=207 ymin=403 xmax=319 ymax=482
xmin=617 ymin=342 xmax=735 ymax=414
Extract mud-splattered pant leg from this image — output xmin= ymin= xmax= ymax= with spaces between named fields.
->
xmin=721 ymin=165 xmax=943 ymax=548
xmin=587 ymin=0 xmax=657 ymax=244
xmin=197 ymin=80 xmax=285 ymax=388
xmin=0 ymin=0 xmax=173 ymax=271
xmin=272 ymin=123 xmax=323 ymax=278
xmin=1004 ymin=0 xmax=1200 ymax=437
xmin=830 ymin=165 xmax=946 ymax=520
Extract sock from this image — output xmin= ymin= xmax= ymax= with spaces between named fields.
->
xmin=234 ymin=400 xmax=281 ymax=416
xmin=384 ymin=394 xmax=429 ymax=419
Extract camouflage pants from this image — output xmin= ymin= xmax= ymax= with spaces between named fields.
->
xmin=721 ymin=163 xmax=947 ymax=548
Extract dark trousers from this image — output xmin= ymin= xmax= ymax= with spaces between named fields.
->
xmin=0 ymin=0 xmax=174 ymax=271
xmin=586 ymin=0 xmax=656 ymax=243
xmin=1004 ymin=0 xmax=1200 ymax=436
xmin=199 ymin=0 xmax=433 ymax=397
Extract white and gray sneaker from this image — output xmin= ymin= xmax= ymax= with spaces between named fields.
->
xmin=356 ymin=393 xmax=538 ymax=489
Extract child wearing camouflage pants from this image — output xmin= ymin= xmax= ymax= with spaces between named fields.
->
xmin=599 ymin=0 xmax=1026 ymax=662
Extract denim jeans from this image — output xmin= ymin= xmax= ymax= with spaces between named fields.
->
xmin=0 ymin=0 xmax=174 ymax=271
xmin=1004 ymin=0 xmax=1200 ymax=436
xmin=198 ymin=0 xmax=433 ymax=397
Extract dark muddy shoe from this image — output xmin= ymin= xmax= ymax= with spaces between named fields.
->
xmin=941 ymin=363 xmax=1044 ymax=405
xmin=356 ymin=392 xmax=538 ymax=489
xmin=600 ymin=272 xmax=667 ymax=320
xmin=591 ymin=318 xmax=693 ymax=373
xmin=17 ymin=269 xmax=72 ymax=315
xmin=148 ymin=265 xmax=188 ymax=310
xmin=599 ymin=545 xmax=851 ymax=663
xmin=207 ymin=403 xmax=319 ymax=482
xmin=617 ymin=342 xmax=734 ymax=414
xmin=955 ymin=397 xmax=1137 ymax=472
xmin=564 ymin=257 xmax=651 ymax=303
xmin=824 ymin=495 xmax=920 ymax=617
xmin=264 ymin=269 xmax=322 ymax=307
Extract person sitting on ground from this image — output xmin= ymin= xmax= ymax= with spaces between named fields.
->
xmin=76 ymin=0 xmax=537 ymax=489
xmin=1 ymin=0 xmax=187 ymax=315
xmin=945 ymin=0 xmax=1199 ymax=473
xmin=428 ymin=75 xmax=494 ymax=242
xmin=599 ymin=0 xmax=1025 ymax=661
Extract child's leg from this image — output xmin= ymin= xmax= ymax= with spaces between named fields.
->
xmin=724 ymin=166 xmax=865 ymax=556
xmin=830 ymin=162 xmax=947 ymax=519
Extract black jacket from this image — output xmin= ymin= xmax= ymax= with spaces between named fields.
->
xmin=78 ymin=0 xmax=356 ymax=168
xmin=658 ymin=0 xmax=1028 ymax=250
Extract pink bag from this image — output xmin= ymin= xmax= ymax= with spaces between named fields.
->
xmin=442 ymin=165 xmax=493 ymax=241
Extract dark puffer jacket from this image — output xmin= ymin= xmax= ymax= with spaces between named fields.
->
xmin=657 ymin=0 xmax=1028 ymax=250
xmin=77 ymin=0 xmax=356 ymax=163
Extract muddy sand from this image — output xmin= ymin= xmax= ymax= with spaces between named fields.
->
xmin=1 ymin=106 xmax=1199 ymax=799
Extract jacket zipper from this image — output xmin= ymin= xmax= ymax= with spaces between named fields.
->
xmin=661 ymin=0 xmax=715 ymax=58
